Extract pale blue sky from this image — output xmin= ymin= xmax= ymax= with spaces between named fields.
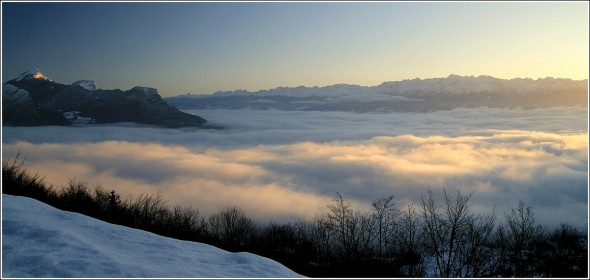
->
xmin=2 ymin=1 xmax=588 ymax=96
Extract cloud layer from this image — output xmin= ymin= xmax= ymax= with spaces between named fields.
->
xmin=2 ymin=107 xmax=588 ymax=226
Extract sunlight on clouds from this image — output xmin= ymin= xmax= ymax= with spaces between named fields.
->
xmin=544 ymin=165 xmax=577 ymax=177
xmin=3 ymin=128 xmax=587 ymax=225
xmin=27 ymin=160 xmax=95 ymax=186
xmin=202 ymin=147 xmax=280 ymax=163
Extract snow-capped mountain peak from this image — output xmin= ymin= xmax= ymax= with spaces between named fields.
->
xmin=72 ymin=80 xmax=98 ymax=91
xmin=15 ymin=68 xmax=52 ymax=82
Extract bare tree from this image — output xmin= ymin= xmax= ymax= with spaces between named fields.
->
xmin=398 ymin=203 xmax=426 ymax=277
xmin=125 ymin=190 xmax=169 ymax=230
xmin=420 ymin=188 xmax=479 ymax=277
xmin=326 ymin=192 xmax=354 ymax=259
xmin=308 ymin=213 xmax=334 ymax=265
xmin=208 ymin=206 xmax=255 ymax=249
xmin=459 ymin=206 xmax=497 ymax=277
xmin=502 ymin=201 xmax=545 ymax=277
xmin=326 ymin=193 xmax=374 ymax=262
xmin=167 ymin=205 xmax=207 ymax=240
xmin=420 ymin=189 xmax=445 ymax=277
xmin=371 ymin=195 xmax=400 ymax=260
xmin=355 ymin=209 xmax=375 ymax=261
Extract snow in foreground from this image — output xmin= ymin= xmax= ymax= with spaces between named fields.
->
xmin=1 ymin=194 xmax=304 ymax=278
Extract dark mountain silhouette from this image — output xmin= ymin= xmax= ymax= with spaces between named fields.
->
xmin=3 ymin=69 xmax=207 ymax=128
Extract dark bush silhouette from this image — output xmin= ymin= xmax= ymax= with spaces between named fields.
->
xmin=540 ymin=223 xmax=588 ymax=277
xmin=58 ymin=179 xmax=96 ymax=215
xmin=2 ymin=152 xmax=58 ymax=204
xmin=207 ymin=206 xmax=256 ymax=250
xmin=93 ymin=187 xmax=124 ymax=222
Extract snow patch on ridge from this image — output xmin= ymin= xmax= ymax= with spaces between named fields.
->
xmin=72 ymin=80 xmax=98 ymax=91
xmin=63 ymin=111 xmax=96 ymax=125
xmin=131 ymin=86 xmax=158 ymax=95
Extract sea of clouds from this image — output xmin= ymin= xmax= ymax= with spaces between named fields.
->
xmin=2 ymin=106 xmax=588 ymax=227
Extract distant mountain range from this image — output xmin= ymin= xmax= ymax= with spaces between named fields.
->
xmin=166 ymin=75 xmax=588 ymax=112
xmin=2 ymin=69 xmax=207 ymax=127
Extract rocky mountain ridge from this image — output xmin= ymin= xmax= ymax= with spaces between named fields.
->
xmin=2 ymin=69 xmax=208 ymax=128
xmin=167 ymin=75 xmax=587 ymax=112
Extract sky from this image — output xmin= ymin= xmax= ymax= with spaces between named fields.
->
xmin=2 ymin=1 xmax=588 ymax=96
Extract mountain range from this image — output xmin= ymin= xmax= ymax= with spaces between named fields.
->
xmin=2 ymin=69 xmax=207 ymax=128
xmin=166 ymin=75 xmax=588 ymax=112
xmin=3 ymin=71 xmax=587 ymax=126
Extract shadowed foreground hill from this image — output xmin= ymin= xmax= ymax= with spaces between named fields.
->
xmin=1 ymin=194 xmax=304 ymax=278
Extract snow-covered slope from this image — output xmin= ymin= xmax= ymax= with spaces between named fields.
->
xmin=1 ymin=194 xmax=304 ymax=278
xmin=2 ymin=83 xmax=31 ymax=104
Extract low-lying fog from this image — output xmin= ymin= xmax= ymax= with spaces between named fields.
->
xmin=3 ymin=106 xmax=588 ymax=227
